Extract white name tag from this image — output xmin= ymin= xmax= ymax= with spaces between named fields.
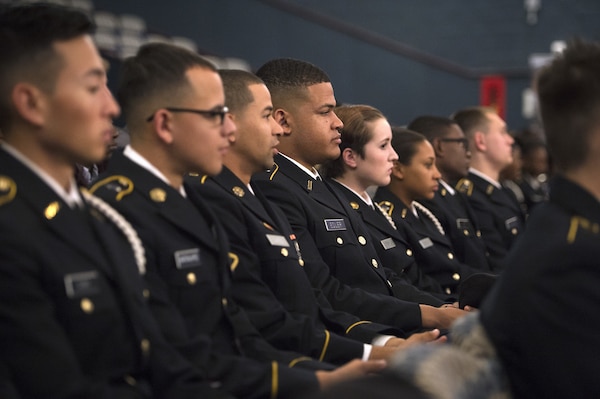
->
xmin=324 ymin=218 xmax=347 ymax=231
xmin=380 ymin=237 xmax=396 ymax=250
xmin=174 ymin=248 xmax=202 ymax=269
xmin=64 ymin=271 xmax=100 ymax=298
xmin=419 ymin=237 xmax=434 ymax=249
xmin=266 ymin=234 xmax=290 ymax=247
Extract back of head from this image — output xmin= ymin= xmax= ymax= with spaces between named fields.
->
xmin=0 ymin=3 xmax=94 ymax=130
xmin=255 ymin=58 xmax=330 ymax=108
xmin=407 ymin=115 xmax=458 ymax=142
xmin=391 ymin=126 xmax=427 ymax=165
xmin=536 ymin=39 xmax=600 ymax=173
xmin=451 ymin=106 xmax=492 ymax=140
xmin=320 ymin=104 xmax=384 ymax=179
xmin=219 ymin=69 xmax=264 ymax=114
xmin=117 ymin=43 xmax=217 ymax=133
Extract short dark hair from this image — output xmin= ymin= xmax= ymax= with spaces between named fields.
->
xmin=451 ymin=106 xmax=494 ymax=140
xmin=391 ymin=127 xmax=428 ymax=165
xmin=255 ymin=58 xmax=330 ymax=108
xmin=117 ymin=42 xmax=217 ymax=131
xmin=536 ymin=39 xmax=600 ymax=172
xmin=0 ymin=3 xmax=94 ymax=130
xmin=407 ymin=115 xmax=459 ymax=142
xmin=219 ymin=69 xmax=264 ymax=114
xmin=319 ymin=104 xmax=385 ymax=179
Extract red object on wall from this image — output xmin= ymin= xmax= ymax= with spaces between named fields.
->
xmin=480 ymin=75 xmax=506 ymax=119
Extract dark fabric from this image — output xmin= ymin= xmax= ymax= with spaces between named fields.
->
xmin=481 ymin=175 xmax=600 ymax=398
xmin=93 ymin=152 xmax=320 ymax=399
xmin=252 ymin=154 xmax=423 ymax=334
xmin=188 ymin=167 xmax=403 ymax=364
xmin=0 ymin=149 xmax=222 ymax=399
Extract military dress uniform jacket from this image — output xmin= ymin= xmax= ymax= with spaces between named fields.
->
xmin=480 ymin=176 xmax=600 ymax=398
xmin=419 ymin=183 xmax=492 ymax=273
xmin=0 ymin=149 xmax=221 ymax=399
xmin=252 ymin=154 xmax=423 ymax=334
xmin=92 ymin=152 xmax=321 ymax=399
xmin=189 ymin=167 xmax=403 ymax=365
xmin=328 ymin=180 xmax=446 ymax=305
xmin=374 ymin=186 xmax=480 ymax=296
xmin=456 ymin=171 xmax=526 ymax=271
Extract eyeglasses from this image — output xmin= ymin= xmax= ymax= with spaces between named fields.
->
xmin=439 ymin=137 xmax=469 ymax=150
xmin=146 ymin=106 xmax=229 ymax=125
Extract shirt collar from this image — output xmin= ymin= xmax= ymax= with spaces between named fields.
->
xmin=439 ymin=179 xmax=456 ymax=195
xmin=278 ymin=152 xmax=322 ymax=181
xmin=469 ymin=167 xmax=502 ymax=189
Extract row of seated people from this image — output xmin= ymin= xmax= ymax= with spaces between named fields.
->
xmin=7 ymin=3 xmax=591 ymax=399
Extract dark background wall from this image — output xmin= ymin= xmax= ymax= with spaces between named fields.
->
xmin=93 ymin=0 xmax=600 ymax=130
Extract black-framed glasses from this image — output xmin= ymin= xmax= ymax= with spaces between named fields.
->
xmin=439 ymin=137 xmax=469 ymax=150
xmin=146 ymin=106 xmax=229 ymax=125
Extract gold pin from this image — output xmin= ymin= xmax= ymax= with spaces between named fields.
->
xmin=232 ymin=186 xmax=245 ymax=197
xmin=44 ymin=201 xmax=60 ymax=220
xmin=80 ymin=298 xmax=94 ymax=314
xmin=307 ymin=180 xmax=313 ymax=191
xmin=486 ymin=185 xmax=494 ymax=195
xmin=401 ymin=208 xmax=407 ymax=218
xmin=149 ymin=188 xmax=166 ymax=202
xmin=263 ymin=222 xmax=274 ymax=231
xmin=350 ymin=202 xmax=359 ymax=210
xmin=280 ymin=248 xmax=289 ymax=257
xmin=441 ymin=188 xmax=447 ymax=196
xmin=186 ymin=272 xmax=197 ymax=285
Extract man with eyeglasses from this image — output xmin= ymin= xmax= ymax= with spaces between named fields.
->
xmin=407 ymin=116 xmax=492 ymax=276
xmin=92 ymin=43 xmax=386 ymax=398
xmin=451 ymin=107 xmax=525 ymax=272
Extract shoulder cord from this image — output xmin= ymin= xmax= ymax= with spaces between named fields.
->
xmin=413 ymin=201 xmax=445 ymax=236
xmin=81 ymin=191 xmax=146 ymax=275
xmin=373 ymin=202 xmax=397 ymax=230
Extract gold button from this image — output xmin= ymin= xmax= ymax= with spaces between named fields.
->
xmin=406 ymin=249 xmax=413 ymax=257
xmin=445 ymin=287 xmax=452 ymax=295
xmin=140 ymin=339 xmax=150 ymax=354
xmin=80 ymin=298 xmax=94 ymax=314
xmin=358 ymin=236 xmax=367 ymax=245
xmin=298 ymin=259 xmax=305 ymax=267
xmin=222 ymin=297 xmax=228 ymax=307
xmin=371 ymin=259 xmax=378 ymax=268
xmin=511 ymin=228 xmax=518 ymax=235
xmin=280 ymin=248 xmax=288 ymax=257
xmin=142 ymin=289 xmax=150 ymax=299
xmin=186 ymin=272 xmax=197 ymax=285
xmin=447 ymin=253 xmax=454 ymax=260
xmin=452 ymin=273 xmax=461 ymax=281
xmin=476 ymin=230 xmax=482 ymax=237
xmin=336 ymin=237 xmax=343 ymax=245
xmin=124 ymin=375 xmax=137 ymax=386
xmin=463 ymin=229 xmax=469 ymax=236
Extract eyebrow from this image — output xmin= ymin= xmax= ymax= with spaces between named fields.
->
xmin=83 ymin=68 xmax=106 ymax=80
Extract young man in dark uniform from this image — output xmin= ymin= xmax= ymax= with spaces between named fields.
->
xmin=0 ymin=4 xmax=224 ymax=398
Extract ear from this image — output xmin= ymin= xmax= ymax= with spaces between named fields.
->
xmin=341 ymin=147 xmax=358 ymax=169
xmin=432 ymin=138 xmax=444 ymax=157
xmin=11 ymin=83 xmax=47 ymax=127
xmin=391 ymin=161 xmax=405 ymax=180
xmin=472 ymin=131 xmax=486 ymax=152
xmin=273 ymin=108 xmax=292 ymax=135
xmin=225 ymin=113 xmax=237 ymax=144
xmin=150 ymin=110 xmax=175 ymax=144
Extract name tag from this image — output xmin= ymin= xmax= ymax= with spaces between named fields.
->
xmin=380 ymin=237 xmax=396 ymax=250
xmin=266 ymin=234 xmax=290 ymax=247
xmin=419 ymin=237 xmax=434 ymax=249
xmin=324 ymin=218 xmax=347 ymax=231
xmin=174 ymin=248 xmax=202 ymax=269
xmin=64 ymin=271 xmax=101 ymax=298
xmin=456 ymin=218 xmax=472 ymax=230
xmin=504 ymin=216 xmax=519 ymax=230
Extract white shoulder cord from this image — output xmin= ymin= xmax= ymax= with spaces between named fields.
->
xmin=81 ymin=191 xmax=146 ymax=275
xmin=413 ymin=201 xmax=445 ymax=236
xmin=373 ymin=202 xmax=397 ymax=230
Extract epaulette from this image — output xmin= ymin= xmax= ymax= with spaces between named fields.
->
xmin=456 ymin=178 xmax=474 ymax=196
xmin=566 ymin=216 xmax=600 ymax=244
xmin=377 ymin=200 xmax=394 ymax=217
xmin=0 ymin=175 xmax=17 ymax=206
xmin=88 ymin=175 xmax=133 ymax=201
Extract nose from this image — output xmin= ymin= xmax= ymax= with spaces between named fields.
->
xmin=432 ymin=163 xmax=442 ymax=180
xmin=332 ymin=110 xmax=344 ymax=131
xmin=390 ymin=148 xmax=399 ymax=162
xmin=221 ymin=113 xmax=236 ymax=138
xmin=103 ymin=85 xmax=120 ymax=118
xmin=270 ymin=115 xmax=283 ymax=137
